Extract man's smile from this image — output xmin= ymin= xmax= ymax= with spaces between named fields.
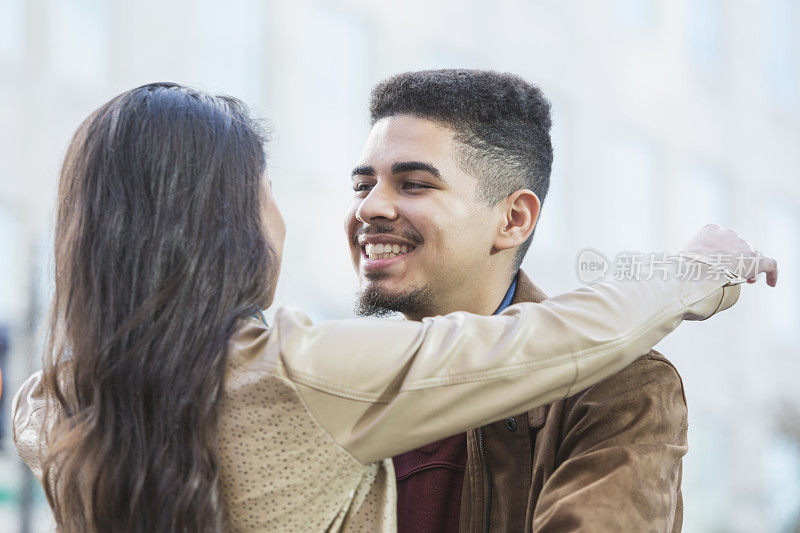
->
xmin=360 ymin=243 xmax=417 ymax=271
xmin=356 ymin=233 xmax=420 ymax=270
xmin=364 ymin=243 xmax=414 ymax=259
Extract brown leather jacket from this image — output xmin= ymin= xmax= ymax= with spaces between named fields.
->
xmin=459 ymin=272 xmax=688 ymax=532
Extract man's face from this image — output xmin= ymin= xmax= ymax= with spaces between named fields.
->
xmin=344 ymin=115 xmax=502 ymax=318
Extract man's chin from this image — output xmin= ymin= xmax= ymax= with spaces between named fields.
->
xmin=355 ymin=283 xmax=433 ymax=318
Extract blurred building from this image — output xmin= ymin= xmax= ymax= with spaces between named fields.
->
xmin=0 ymin=0 xmax=798 ymax=531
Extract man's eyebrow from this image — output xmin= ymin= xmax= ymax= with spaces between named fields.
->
xmin=351 ymin=165 xmax=375 ymax=177
xmin=391 ymin=161 xmax=443 ymax=180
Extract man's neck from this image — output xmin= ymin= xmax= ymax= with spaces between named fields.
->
xmin=404 ymin=271 xmax=518 ymax=320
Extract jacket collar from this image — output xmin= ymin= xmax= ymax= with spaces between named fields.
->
xmin=510 ymin=270 xmax=548 ymax=305
xmin=510 ymin=270 xmax=549 ymax=429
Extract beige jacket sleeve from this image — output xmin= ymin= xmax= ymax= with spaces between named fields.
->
xmin=266 ymin=262 xmax=740 ymax=464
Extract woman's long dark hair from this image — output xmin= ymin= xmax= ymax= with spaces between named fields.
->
xmin=40 ymin=83 xmax=275 ymax=532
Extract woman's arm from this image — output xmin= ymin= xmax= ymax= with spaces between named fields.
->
xmin=249 ymin=258 xmax=739 ymax=464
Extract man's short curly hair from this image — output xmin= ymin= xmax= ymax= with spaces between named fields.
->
xmin=369 ymin=69 xmax=553 ymax=269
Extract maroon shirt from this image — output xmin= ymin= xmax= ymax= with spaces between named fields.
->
xmin=393 ymin=433 xmax=467 ymax=533
xmin=393 ymin=278 xmax=518 ymax=532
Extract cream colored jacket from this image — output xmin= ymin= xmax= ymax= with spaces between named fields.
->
xmin=13 ymin=262 xmax=739 ymax=532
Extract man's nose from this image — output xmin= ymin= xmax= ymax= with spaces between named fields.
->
xmin=355 ymin=184 xmax=398 ymax=223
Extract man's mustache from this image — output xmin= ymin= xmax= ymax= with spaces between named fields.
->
xmin=351 ymin=224 xmax=424 ymax=247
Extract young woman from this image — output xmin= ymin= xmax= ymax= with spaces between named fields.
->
xmin=12 ymin=83 xmax=773 ymax=532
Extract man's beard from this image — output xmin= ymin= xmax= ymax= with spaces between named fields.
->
xmin=355 ymin=282 xmax=434 ymax=317
xmin=350 ymin=223 xmax=429 ymax=316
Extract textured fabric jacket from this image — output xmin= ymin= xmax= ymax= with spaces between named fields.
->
xmin=459 ymin=272 xmax=688 ymax=532
xmin=13 ymin=264 xmax=738 ymax=531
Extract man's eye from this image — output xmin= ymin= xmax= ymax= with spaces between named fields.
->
xmin=353 ymin=183 xmax=373 ymax=192
xmin=403 ymin=182 xmax=431 ymax=190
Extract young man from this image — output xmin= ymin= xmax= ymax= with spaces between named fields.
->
xmin=345 ymin=69 xmax=691 ymax=531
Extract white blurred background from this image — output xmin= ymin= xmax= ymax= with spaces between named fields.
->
xmin=0 ymin=0 xmax=798 ymax=531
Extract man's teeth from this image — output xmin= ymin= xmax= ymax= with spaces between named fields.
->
xmin=364 ymin=243 xmax=413 ymax=260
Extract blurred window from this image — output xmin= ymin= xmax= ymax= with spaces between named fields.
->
xmin=764 ymin=433 xmax=800 ymax=531
xmin=602 ymin=134 xmax=660 ymax=252
xmin=765 ymin=0 xmax=798 ymax=106
xmin=0 ymin=324 xmax=7 ymax=444
xmin=0 ymin=206 xmax=22 ymax=324
xmin=683 ymin=423 xmax=733 ymax=530
xmin=673 ymin=162 xmax=732 ymax=240
xmin=0 ymin=206 xmax=18 ymax=444
xmin=686 ymin=0 xmax=725 ymax=70
xmin=47 ymin=0 xmax=110 ymax=87
xmin=276 ymin=2 xmax=370 ymax=172
xmin=429 ymin=47 xmax=478 ymax=70
xmin=0 ymin=0 xmax=25 ymax=65
xmin=761 ymin=199 xmax=799 ymax=342
xmin=612 ymin=0 xmax=656 ymax=31
xmin=191 ymin=0 xmax=265 ymax=108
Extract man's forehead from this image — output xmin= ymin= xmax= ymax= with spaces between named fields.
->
xmin=359 ymin=115 xmax=455 ymax=168
xmin=369 ymin=114 xmax=454 ymax=142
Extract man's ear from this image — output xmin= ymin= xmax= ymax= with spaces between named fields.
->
xmin=493 ymin=189 xmax=540 ymax=252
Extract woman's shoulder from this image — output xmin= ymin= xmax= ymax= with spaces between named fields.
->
xmin=228 ymin=306 xmax=331 ymax=371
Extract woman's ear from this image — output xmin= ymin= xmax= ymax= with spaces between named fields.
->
xmin=493 ymin=189 xmax=540 ymax=252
